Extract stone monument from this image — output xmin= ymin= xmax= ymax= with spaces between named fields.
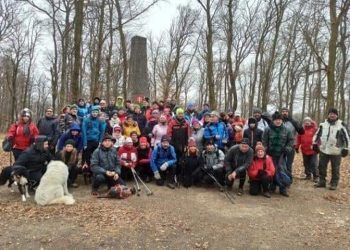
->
xmin=128 ymin=36 xmax=149 ymax=103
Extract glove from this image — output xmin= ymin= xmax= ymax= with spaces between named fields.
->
xmin=160 ymin=162 xmax=168 ymax=171
xmin=257 ymin=169 xmax=267 ymax=178
xmin=215 ymin=135 xmax=221 ymax=140
xmin=7 ymin=136 xmax=13 ymax=142
xmin=341 ymin=148 xmax=348 ymax=157
xmin=312 ymin=144 xmax=319 ymax=153
xmin=295 ymin=148 xmax=299 ymax=154
xmin=154 ymin=171 xmax=161 ymax=180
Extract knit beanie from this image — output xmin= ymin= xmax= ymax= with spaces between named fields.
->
xmin=65 ymin=139 xmax=75 ymax=147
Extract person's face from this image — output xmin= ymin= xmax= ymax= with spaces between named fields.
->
xmin=131 ymin=134 xmax=138 ymax=141
xmin=164 ymin=109 xmax=170 ymax=115
xmin=114 ymin=130 xmax=121 ymax=136
xmin=249 ymin=123 xmax=256 ymax=129
xmin=118 ymin=110 xmax=125 ymax=116
xmin=177 ymin=113 xmax=184 ymax=119
xmin=239 ymin=143 xmax=250 ymax=153
xmin=71 ymin=130 xmax=79 ymax=136
xmin=203 ymin=105 xmax=209 ymax=111
xmin=127 ymin=117 xmax=133 ymax=123
xmin=91 ymin=110 xmax=99 ymax=117
xmin=161 ymin=141 xmax=169 ymax=149
xmin=206 ymin=144 xmax=215 ymax=152
xmin=100 ymin=101 xmax=107 ymax=107
xmin=193 ymin=123 xmax=200 ymax=129
xmin=152 ymin=103 xmax=159 ymax=109
xmin=102 ymin=139 xmax=113 ymax=148
xmin=159 ymin=116 xmax=167 ymax=123
xmin=135 ymin=107 xmax=141 ymax=113
xmin=126 ymin=102 xmax=131 ymax=108
xmin=273 ymin=119 xmax=283 ymax=127
xmin=304 ymin=120 xmax=311 ymax=126
xmin=281 ymin=110 xmax=289 ymax=117
xmin=211 ymin=115 xmax=218 ymax=123
xmin=22 ymin=115 xmax=30 ymax=123
xmin=112 ymin=113 xmax=118 ymax=119
xmin=204 ymin=115 xmax=210 ymax=122
xmin=140 ymin=143 xmax=147 ymax=149
xmin=189 ymin=146 xmax=197 ymax=153
xmin=109 ymin=99 xmax=115 ymax=105
xmin=117 ymin=98 xmax=123 ymax=103
xmin=100 ymin=113 xmax=107 ymax=121
xmin=43 ymin=141 xmax=49 ymax=150
xmin=45 ymin=109 xmax=53 ymax=117
xmin=79 ymin=100 xmax=85 ymax=106
xmin=253 ymin=112 xmax=261 ymax=120
xmin=256 ymin=149 xmax=265 ymax=158
xmin=143 ymin=100 xmax=148 ymax=106
xmin=65 ymin=144 xmax=74 ymax=152
xmin=71 ymin=108 xmax=78 ymax=115
xmin=328 ymin=112 xmax=338 ymax=121
xmin=152 ymin=111 xmax=159 ymax=119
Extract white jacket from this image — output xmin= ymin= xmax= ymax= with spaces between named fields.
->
xmin=313 ymin=119 xmax=350 ymax=155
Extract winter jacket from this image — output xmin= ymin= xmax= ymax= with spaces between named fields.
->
xmin=248 ymin=155 xmax=275 ymax=181
xmin=77 ymin=104 xmax=89 ymax=121
xmin=118 ymin=145 xmax=138 ymax=168
xmin=137 ymin=146 xmax=152 ymax=165
xmin=184 ymin=111 xmax=199 ymax=125
xmin=81 ymin=116 xmax=105 ymax=146
xmin=122 ymin=121 xmax=141 ymax=137
xmin=7 ymin=121 xmax=39 ymax=150
xmin=262 ymin=124 xmax=294 ymax=157
xmin=37 ymin=116 xmax=59 ymax=146
xmin=118 ymin=113 xmax=127 ymax=124
xmin=296 ymin=121 xmax=318 ymax=155
xmin=203 ymin=121 xmax=228 ymax=150
xmin=313 ymin=119 xmax=350 ymax=155
xmin=152 ymin=124 xmax=168 ymax=146
xmin=202 ymin=148 xmax=225 ymax=169
xmin=283 ymin=116 xmax=305 ymax=138
xmin=90 ymin=146 xmax=121 ymax=175
xmin=191 ymin=127 xmax=205 ymax=152
xmin=224 ymin=145 xmax=254 ymax=174
xmin=57 ymin=123 xmax=83 ymax=152
xmin=167 ymin=117 xmax=191 ymax=153
xmin=144 ymin=118 xmax=158 ymax=138
xmin=180 ymin=151 xmax=204 ymax=187
xmin=133 ymin=113 xmax=147 ymax=133
xmin=64 ymin=113 xmax=80 ymax=132
xmin=150 ymin=145 xmax=177 ymax=172
xmin=14 ymin=146 xmax=52 ymax=172
xmin=55 ymin=149 xmax=79 ymax=168
xmin=230 ymin=118 xmax=245 ymax=144
xmin=243 ymin=127 xmax=264 ymax=150
xmin=109 ymin=117 xmax=121 ymax=129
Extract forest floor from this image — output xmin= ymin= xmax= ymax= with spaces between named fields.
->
xmin=1 ymin=141 xmax=350 ymax=250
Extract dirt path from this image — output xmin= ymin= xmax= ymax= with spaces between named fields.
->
xmin=1 ymin=153 xmax=350 ymax=250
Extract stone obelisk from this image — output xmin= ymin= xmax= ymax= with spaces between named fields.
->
xmin=128 ymin=36 xmax=149 ymax=103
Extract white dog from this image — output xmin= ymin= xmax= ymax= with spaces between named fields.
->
xmin=35 ymin=161 xmax=75 ymax=206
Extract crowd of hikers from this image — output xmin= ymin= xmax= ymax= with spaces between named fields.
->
xmin=4 ymin=96 xmax=350 ymax=198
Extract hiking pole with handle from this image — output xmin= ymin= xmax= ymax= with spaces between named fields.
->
xmin=131 ymin=168 xmax=141 ymax=196
xmin=202 ymin=167 xmax=235 ymax=204
xmin=131 ymin=168 xmax=153 ymax=196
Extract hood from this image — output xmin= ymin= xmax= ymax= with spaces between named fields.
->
xmin=69 ymin=123 xmax=81 ymax=132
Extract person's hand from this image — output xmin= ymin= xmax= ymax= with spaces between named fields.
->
xmin=160 ymin=162 xmax=169 ymax=171
xmin=113 ymin=173 xmax=119 ymax=180
xmin=229 ymin=171 xmax=236 ymax=181
xmin=215 ymin=135 xmax=220 ymax=140
xmin=106 ymin=170 xmax=113 ymax=177
xmin=341 ymin=148 xmax=348 ymax=157
xmin=312 ymin=144 xmax=319 ymax=153
xmin=154 ymin=171 xmax=161 ymax=180
xmin=82 ymin=163 xmax=88 ymax=169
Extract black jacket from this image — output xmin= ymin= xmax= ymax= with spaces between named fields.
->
xmin=14 ymin=146 xmax=52 ymax=172
xmin=224 ymin=145 xmax=254 ymax=174
xmin=243 ymin=127 xmax=263 ymax=150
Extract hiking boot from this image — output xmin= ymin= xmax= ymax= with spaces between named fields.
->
xmin=280 ymin=191 xmax=289 ymax=197
xmin=314 ymin=182 xmax=326 ymax=188
xmin=167 ymin=183 xmax=175 ymax=189
xmin=145 ymin=176 xmax=152 ymax=183
xmin=329 ymin=185 xmax=337 ymax=191
xmin=91 ymin=190 xmax=98 ymax=196
xmin=262 ymin=192 xmax=271 ymax=198
xmin=237 ymin=188 xmax=244 ymax=196
xmin=313 ymin=177 xmax=319 ymax=183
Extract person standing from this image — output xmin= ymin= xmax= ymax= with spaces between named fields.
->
xmin=313 ymin=108 xmax=350 ymax=190
xmin=37 ymin=107 xmax=59 ymax=155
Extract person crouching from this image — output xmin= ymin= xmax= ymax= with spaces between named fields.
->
xmin=150 ymin=135 xmax=177 ymax=189
xmin=118 ymin=137 xmax=137 ymax=180
xmin=247 ymin=143 xmax=275 ymax=198
xmin=136 ymin=137 xmax=153 ymax=182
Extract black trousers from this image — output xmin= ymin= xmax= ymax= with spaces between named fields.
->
xmin=226 ymin=170 xmax=246 ymax=188
xmin=249 ymin=176 xmax=271 ymax=195
xmin=82 ymin=141 xmax=99 ymax=166
xmin=156 ymin=167 xmax=176 ymax=186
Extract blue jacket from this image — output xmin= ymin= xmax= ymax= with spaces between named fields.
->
xmin=203 ymin=122 xmax=228 ymax=149
xmin=82 ymin=116 xmax=105 ymax=146
xmin=150 ymin=145 xmax=177 ymax=172
xmin=57 ymin=123 xmax=83 ymax=152
xmin=77 ymin=104 xmax=89 ymax=121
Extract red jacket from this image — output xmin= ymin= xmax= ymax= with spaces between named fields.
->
xmin=248 ymin=155 xmax=275 ymax=181
xmin=6 ymin=121 xmax=39 ymax=150
xmin=118 ymin=145 xmax=137 ymax=168
xmin=296 ymin=121 xmax=317 ymax=155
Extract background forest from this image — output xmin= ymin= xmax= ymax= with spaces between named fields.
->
xmin=0 ymin=0 xmax=349 ymax=130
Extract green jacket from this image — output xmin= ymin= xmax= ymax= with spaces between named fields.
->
xmin=262 ymin=124 xmax=294 ymax=157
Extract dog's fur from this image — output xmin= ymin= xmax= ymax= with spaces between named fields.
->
xmin=0 ymin=166 xmax=30 ymax=202
xmin=35 ymin=161 xmax=75 ymax=206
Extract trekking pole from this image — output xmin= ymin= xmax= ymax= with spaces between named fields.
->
xmin=131 ymin=168 xmax=153 ymax=196
xmin=131 ymin=168 xmax=141 ymax=196
xmin=202 ymin=168 xmax=235 ymax=204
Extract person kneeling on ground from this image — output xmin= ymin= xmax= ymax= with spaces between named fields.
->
xmin=225 ymin=138 xmax=254 ymax=196
xmin=55 ymin=139 xmax=79 ymax=188
xmin=90 ymin=134 xmax=125 ymax=195
xmin=118 ymin=137 xmax=137 ymax=180
xmin=136 ymin=136 xmax=153 ymax=182
xmin=150 ymin=135 xmax=177 ymax=189
xmin=180 ymin=138 xmax=203 ymax=188
xmin=247 ymin=143 xmax=275 ymax=198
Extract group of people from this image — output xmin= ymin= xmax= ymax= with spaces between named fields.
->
xmin=4 ymin=96 xmax=350 ymax=199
